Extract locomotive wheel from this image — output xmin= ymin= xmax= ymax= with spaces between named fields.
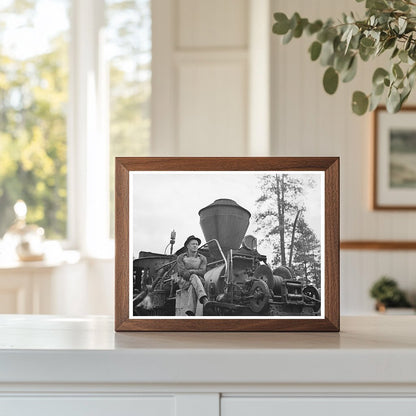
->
xmin=248 ymin=280 xmax=270 ymax=313
xmin=302 ymin=285 xmax=321 ymax=312
xmin=254 ymin=264 xmax=274 ymax=290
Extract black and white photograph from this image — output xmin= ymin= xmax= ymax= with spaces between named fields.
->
xmin=130 ymin=171 xmax=324 ymax=319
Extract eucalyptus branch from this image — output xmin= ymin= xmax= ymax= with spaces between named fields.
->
xmin=272 ymin=1 xmax=416 ymax=115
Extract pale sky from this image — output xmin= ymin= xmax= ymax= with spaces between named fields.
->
xmin=131 ymin=172 xmax=323 ymax=263
xmin=2 ymin=0 xmax=69 ymax=60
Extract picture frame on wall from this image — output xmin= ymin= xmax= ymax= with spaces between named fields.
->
xmin=115 ymin=157 xmax=339 ymax=332
xmin=374 ymin=106 xmax=416 ymax=210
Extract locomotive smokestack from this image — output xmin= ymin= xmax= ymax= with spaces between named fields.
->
xmin=198 ymin=199 xmax=251 ymax=253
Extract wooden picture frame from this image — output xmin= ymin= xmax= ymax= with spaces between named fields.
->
xmin=115 ymin=157 xmax=339 ymax=332
xmin=373 ymin=106 xmax=416 ymax=210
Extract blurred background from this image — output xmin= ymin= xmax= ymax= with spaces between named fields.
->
xmin=0 ymin=0 xmax=415 ymax=316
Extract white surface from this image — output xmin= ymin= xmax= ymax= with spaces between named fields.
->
xmin=1 ymin=315 xmax=415 ymax=414
xmin=0 ymin=315 xmax=416 ymax=387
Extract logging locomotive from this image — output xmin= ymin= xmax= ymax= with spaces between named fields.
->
xmin=133 ymin=199 xmax=320 ymax=316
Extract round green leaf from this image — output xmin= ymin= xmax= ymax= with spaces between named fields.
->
xmin=369 ymin=92 xmax=383 ymax=112
xmin=400 ymin=88 xmax=411 ymax=107
xmin=393 ymin=63 xmax=404 ymax=79
xmin=309 ymin=41 xmax=322 ymax=61
xmin=360 ymin=37 xmax=375 ymax=48
xmin=405 ymin=34 xmax=413 ymax=51
xmin=399 ymin=50 xmax=408 ymax=63
xmin=367 ymin=0 xmax=388 ymax=11
xmin=359 ymin=44 xmax=375 ymax=62
xmin=372 ymin=68 xmax=389 ymax=86
xmin=273 ymin=13 xmax=290 ymax=35
xmin=282 ymin=29 xmax=293 ymax=44
xmin=352 ymin=91 xmax=369 ymax=115
xmin=320 ymin=41 xmax=335 ymax=66
xmin=307 ymin=20 xmax=323 ymax=35
xmin=387 ymin=87 xmax=401 ymax=113
xmin=323 ymin=67 xmax=339 ymax=95
xmin=317 ymin=30 xmax=328 ymax=43
xmin=391 ymin=47 xmax=399 ymax=59
xmin=384 ymin=37 xmax=396 ymax=50
xmin=290 ymin=12 xmax=301 ymax=29
xmin=293 ymin=18 xmax=308 ymax=38
xmin=342 ymin=56 xmax=357 ymax=83
xmin=334 ymin=52 xmax=353 ymax=73
xmin=373 ymin=82 xmax=384 ymax=96
xmin=409 ymin=45 xmax=416 ymax=61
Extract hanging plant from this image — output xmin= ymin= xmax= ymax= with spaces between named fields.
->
xmin=272 ymin=0 xmax=416 ymax=115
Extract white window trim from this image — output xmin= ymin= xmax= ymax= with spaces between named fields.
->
xmin=68 ymin=0 xmax=112 ymax=258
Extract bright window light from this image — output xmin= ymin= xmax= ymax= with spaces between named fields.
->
xmin=0 ymin=0 xmax=70 ymax=239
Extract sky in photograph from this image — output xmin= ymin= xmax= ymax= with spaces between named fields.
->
xmin=131 ymin=172 xmax=323 ymax=262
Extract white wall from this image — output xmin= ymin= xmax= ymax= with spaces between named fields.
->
xmin=84 ymin=0 xmax=416 ymax=316
xmin=152 ymin=0 xmax=251 ymax=156
xmin=271 ymin=0 xmax=416 ymax=313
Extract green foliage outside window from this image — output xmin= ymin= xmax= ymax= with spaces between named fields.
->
xmin=0 ymin=1 xmax=69 ymax=238
xmin=0 ymin=0 xmax=151 ymax=240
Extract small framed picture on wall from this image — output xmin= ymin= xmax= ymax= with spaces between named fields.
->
xmin=374 ymin=106 xmax=416 ymax=209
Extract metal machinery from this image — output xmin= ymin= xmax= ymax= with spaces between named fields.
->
xmin=133 ymin=199 xmax=320 ymax=316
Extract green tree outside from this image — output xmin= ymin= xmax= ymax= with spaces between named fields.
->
xmin=0 ymin=1 xmax=69 ymax=238
xmin=0 ymin=0 xmax=151 ymax=240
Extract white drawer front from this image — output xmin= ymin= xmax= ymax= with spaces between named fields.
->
xmin=0 ymin=396 xmax=174 ymax=416
xmin=222 ymin=397 xmax=416 ymax=416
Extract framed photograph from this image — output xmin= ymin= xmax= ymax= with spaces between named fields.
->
xmin=374 ymin=106 xmax=416 ymax=209
xmin=115 ymin=157 xmax=339 ymax=332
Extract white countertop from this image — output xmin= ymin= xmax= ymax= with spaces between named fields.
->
xmin=0 ymin=315 xmax=415 ymax=387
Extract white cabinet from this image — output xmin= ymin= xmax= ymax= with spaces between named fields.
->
xmin=222 ymin=398 xmax=416 ymax=416
xmin=1 ymin=397 xmax=175 ymax=416
xmin=0 ymin=316 xmax=416 ymax=415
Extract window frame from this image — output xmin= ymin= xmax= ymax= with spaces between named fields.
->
xmin=67 ymin=0 xmax=111 ymax=257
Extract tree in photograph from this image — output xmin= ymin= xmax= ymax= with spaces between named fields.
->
xmin=292 ymin=216 xmax=321 ymax=286
xmin=255 ymin=174 xmax=307 ymax=268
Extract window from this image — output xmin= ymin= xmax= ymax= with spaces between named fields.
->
xmin=0 ymin=0 xmax=70 ymax=239
xmin=0 ymin=0 xmax=151 ymax=252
